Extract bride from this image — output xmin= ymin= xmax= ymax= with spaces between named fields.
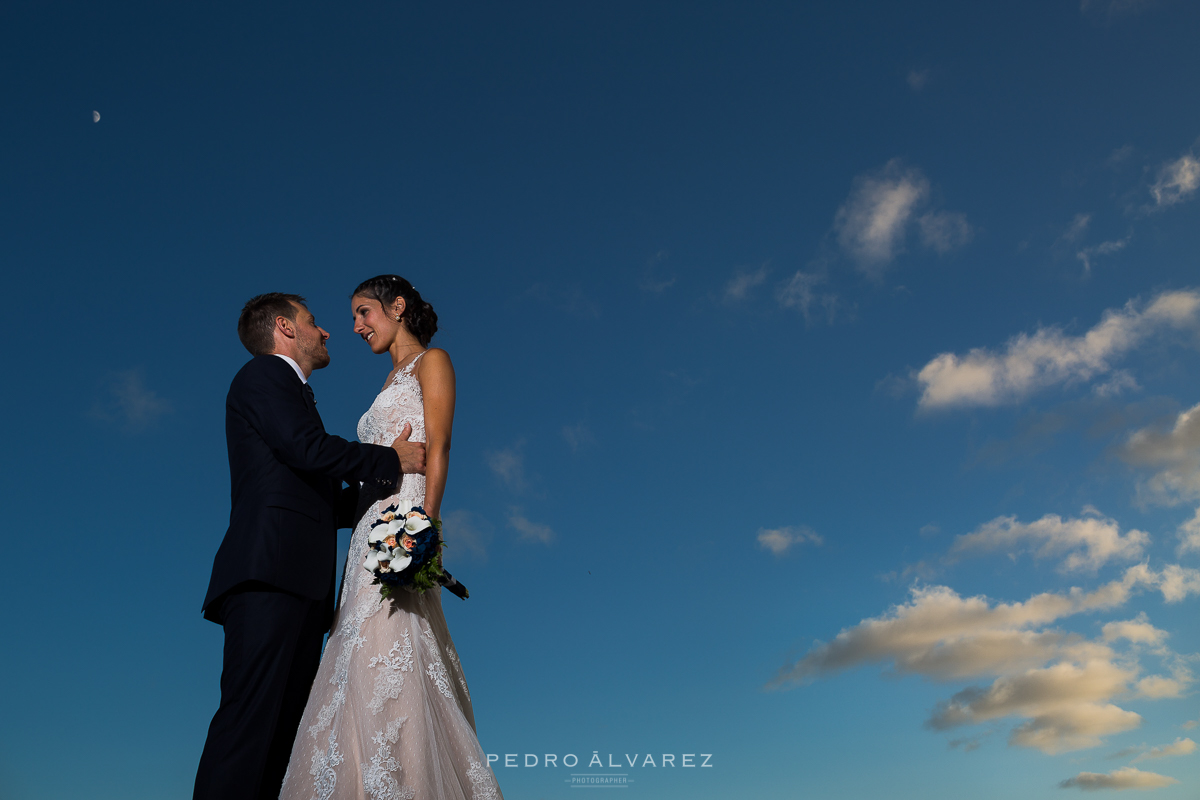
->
xmin=280 ymin=275 xmax=503 ymax=800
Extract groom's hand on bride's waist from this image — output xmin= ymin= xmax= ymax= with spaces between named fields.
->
xmin=391 ymin=423 xmax=426 ymax=475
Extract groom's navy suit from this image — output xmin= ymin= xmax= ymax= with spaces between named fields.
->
xmin=195 ymin=354 xmax=400 ymax=800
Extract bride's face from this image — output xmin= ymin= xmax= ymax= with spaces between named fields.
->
xmin=351 ymin=295 xmax=404 ymax=355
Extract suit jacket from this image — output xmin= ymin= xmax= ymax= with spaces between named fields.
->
xmin=202 ymin=355 xmax=401 ymax=626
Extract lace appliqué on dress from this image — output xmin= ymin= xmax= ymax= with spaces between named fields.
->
xmin=311 ymin=730 xmax=345 ymax=800
xmin=362 ymin=717 xmax=416 ymax=800
xmin=422 ymin=625 xmax=454 ymax=700
xmin=467 ymin=760 xmax=500 ymax=800
xmin=368 ymin=634 xmax=414 ymax=715
xmin=445 ymin=644 xmax=471 ymax=701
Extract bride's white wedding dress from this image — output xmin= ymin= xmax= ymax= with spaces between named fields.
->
xmin=281 ymin=353 xmax=503 ymax=800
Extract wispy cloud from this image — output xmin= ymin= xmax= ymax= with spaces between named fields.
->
xmin=918 ymin=211 xmax=973 ymax=254
xmin=775 ymin=270 xmax=838 ymax=324
xmin=1063 ymin=213 xmax=1092 ymax=243
xmin=1132 ymin=737 xmax=1196 ymax=762
xmin=1059 ymin=766 xmax=1177 ymax=790
xmin=724 ymin=264 xmax=769 ymax=301
xmin=915 ymin=290 xmax=1200 ymax=410
xmin=906 ymin=68 xmax=930 ymax=91
xmin=1077 ymin=235 xmax=1130 ymax=274
xmin=508 ymin=508 xmax=554 ymax=544
xmin=485 ymin=442 xmax=527 ymax=491
xmin=833 ymin=160 xmax=971 ymax=276
xmin=1080 ymin=0 xmax=1159 ymax=21
xmin=441 ymin=509 xmax=493 ymax=562
xmin=562 ymin=423 xmax=595 ymax=453
xmin=757 ymin=525 xmax=823 ymax=556
xmin=1149 ymin=153 xmax=1200 ymax=210
xmin=89 ymin=369 xmax=172 ymax=429
xmin=526 ymin=282 xmax=601 ymax=318
xmin=947 ymin=510 xmax=1149 ymax=573
xmin=835 ymin=160 xmax=929 ymax=274
xmin=639 ymin=249 xmax=676 ymax=293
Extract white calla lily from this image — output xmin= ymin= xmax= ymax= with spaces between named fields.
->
xmin=363 ymin=553 xmax=379 ymax=573
xmin=368 ymin=526 xmax=389 ymax=544
xmin=386 ymin=519 xmax=405 ymax=536
xmin=390 ymin=554 xmax=412 ymax=572
xmin=404 ymin=515 xmax=432 ymax=535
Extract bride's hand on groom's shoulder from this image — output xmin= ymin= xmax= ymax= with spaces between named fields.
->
xmin=391 ymin=422 xmax=426 ymax=475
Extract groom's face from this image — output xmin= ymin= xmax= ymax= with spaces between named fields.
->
xmin=290 ymin=302 xmax=331 ymax=371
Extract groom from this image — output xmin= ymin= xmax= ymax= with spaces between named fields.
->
xmin=194 ymin=293 xmax=425 ymax=800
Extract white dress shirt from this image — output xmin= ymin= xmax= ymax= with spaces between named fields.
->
xmin=273 ymin=353 xmax=308 ymax=384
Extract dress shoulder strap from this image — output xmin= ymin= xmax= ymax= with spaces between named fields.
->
xmin=403 ymin=350 xmax=428 ymax=373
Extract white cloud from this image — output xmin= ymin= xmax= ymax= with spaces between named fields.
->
xmin=832 ymin=160 xmax=972 ymax=276
xmin=1134 ymin=674 xmax=1187 ymax=699
xmin=1120 ymin=405 xmax=1200 ymax=555
xmin=508 ymin=509 xmax=554 ymax=544
xmin=915 ymin=289 xmax=1200 ymax=410
xmin=1178 ymin=508 xmax=1200 ymax=555
xmin=1101 ymin=613 xmax=1168 ymax=646
xmin=918 ymin=211 xmax=973 ymax=254
xmin=1181 ymin=719 xmax=1198 ymax=730
xmin=1121 ymin=403 xmax=1200 ymax=505
xmin=485 ymin=443 xmax=526 ymax=491
xmin=771 ymin=572 xmax=1152 ymax=686
xmin=775 ymin=270 xmax=838 ymax=323
xmin=90 ymin=369 xmax=172 ymax=428
xmin=907 ymin=68 xmax=930 ymax=91
xmin=1059 ymin=766 xmax=1178 ymax=790
xmin=757 ymin=526 xmax=823 ymax=556
xmin=769 ymin=563 xmax=1194 ymax=754
xmin=1150 ymin=154 xmax=1200 ymax=209
xmin=948 ymin=512 xmax=1149 ymax=572
xmin=1132 ymin=737 xmax=1197 ymax=762
xmin=928 ymin=659 xmax=1142 ymax=753
xmin=835 ymin=160 xmax=930 ymax=274
xmin=1158 ymin=564 xmax=1200 ymax=603
xmin=724 ymin=264 xmax=769 ymax=300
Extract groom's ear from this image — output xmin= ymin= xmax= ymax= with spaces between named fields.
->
xmin=275 ymin=314 xmax=298 ymax=340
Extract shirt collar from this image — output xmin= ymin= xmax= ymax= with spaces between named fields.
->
xmin=272 ymin=353 xmax=308 ymax=384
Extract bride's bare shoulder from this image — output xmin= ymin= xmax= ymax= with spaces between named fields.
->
xmin=419 ymin=348 xmax=452 ymax=368
xmin=416 ymin=348 xmax=454 ymax=383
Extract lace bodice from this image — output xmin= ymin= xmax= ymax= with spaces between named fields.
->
xmin=357 ymin=352 xmax=427 ymax=512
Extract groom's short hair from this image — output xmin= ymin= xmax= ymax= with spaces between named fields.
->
xmin=238 ymin=292 xmax=307 ymax=356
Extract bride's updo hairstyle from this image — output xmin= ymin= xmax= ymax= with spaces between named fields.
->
xmin=351 ymin=275 xmax=438 ymax=348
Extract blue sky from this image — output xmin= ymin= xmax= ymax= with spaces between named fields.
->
xmin=2 ymin=1 xmax=1199 ymax=797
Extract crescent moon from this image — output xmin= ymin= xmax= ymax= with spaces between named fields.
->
xmin=93 ymin=111 xmax=100 ymax=123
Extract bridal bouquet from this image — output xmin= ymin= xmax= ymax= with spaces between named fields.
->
xmin=364 ymin=505 xmax=468 ymax=600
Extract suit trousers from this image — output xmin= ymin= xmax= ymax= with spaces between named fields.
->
xmin=193 ymin=585 xmax=328 ymax=800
